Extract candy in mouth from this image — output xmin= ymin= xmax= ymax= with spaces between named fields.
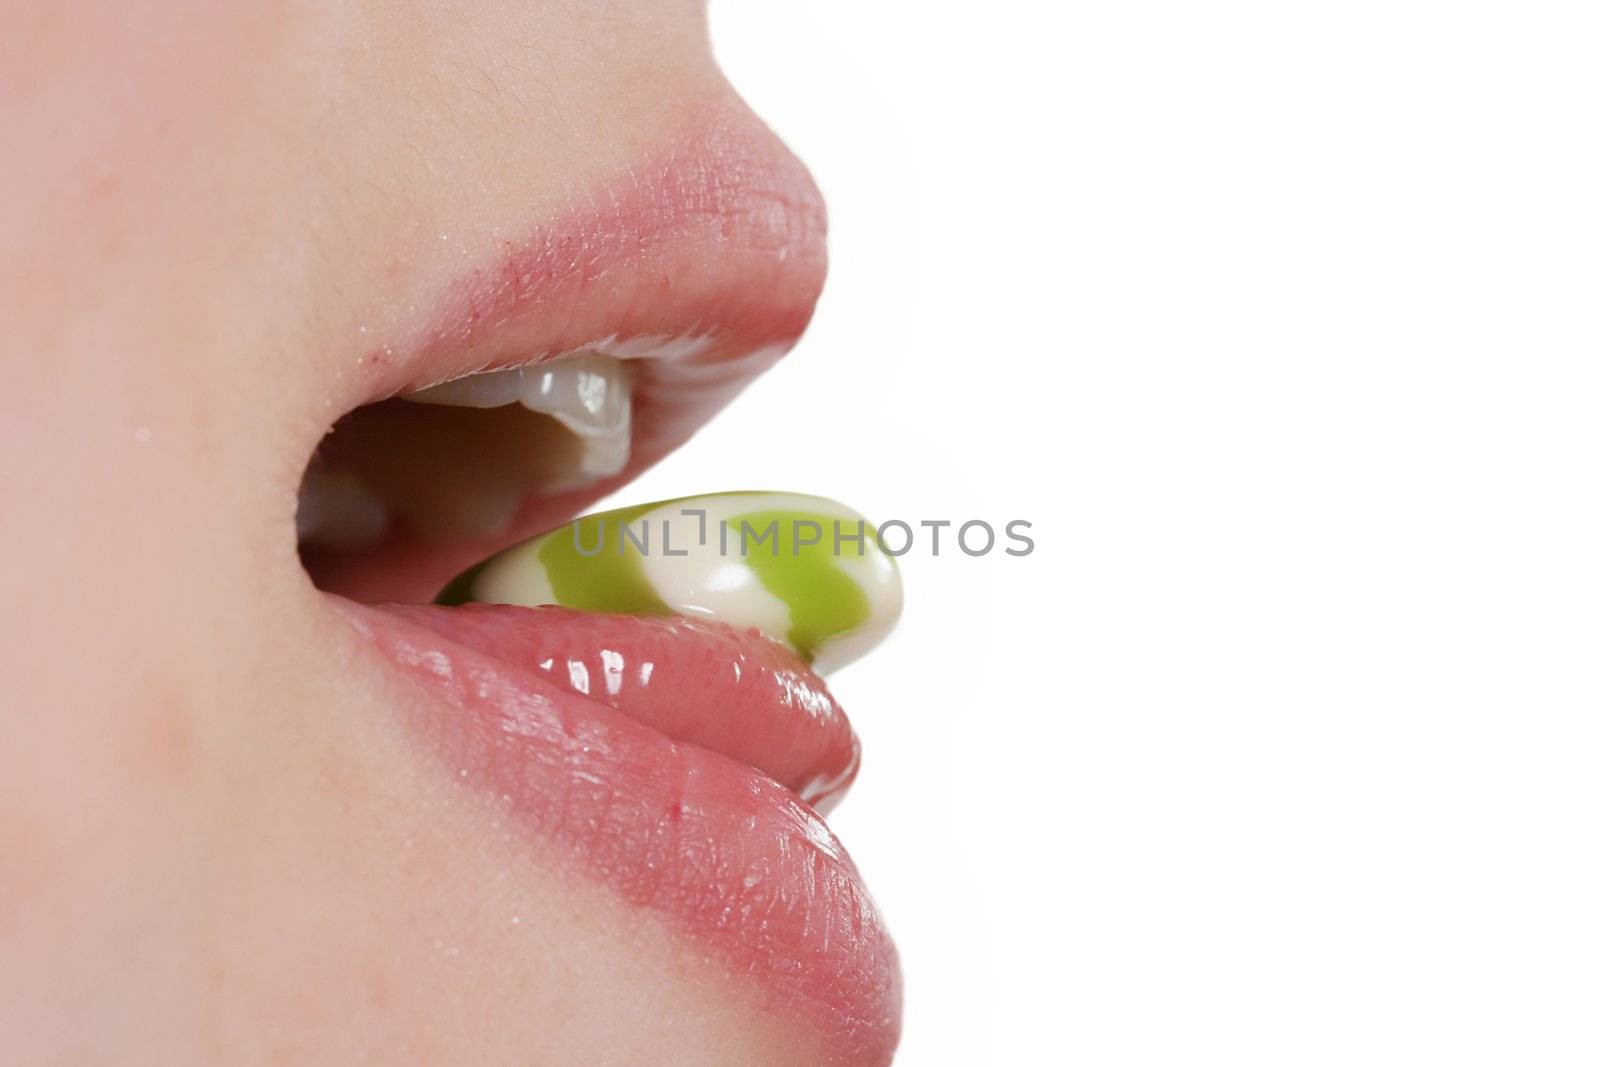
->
xmin=436 ymin=491 xmax=903 ymax=675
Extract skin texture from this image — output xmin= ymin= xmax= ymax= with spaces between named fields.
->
xmin=0 ymin=2 xmax=859 ymax=1063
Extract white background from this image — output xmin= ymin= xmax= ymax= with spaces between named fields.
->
xmin=622 ymin=4 xmax=1599 ymax=1063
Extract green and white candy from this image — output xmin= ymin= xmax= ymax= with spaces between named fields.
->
xmin=438 ymin=491 xmax=902 ymax=673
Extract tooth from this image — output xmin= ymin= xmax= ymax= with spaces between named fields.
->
xmin=404 ymin=352 xmax=632 ymax=480
xmin=436 ymin=491 xmax=904 ymax=675
xmin=515 ymin=352 xmax=631 ymax=479
xmin=296 ymin=468 xmax=390 ymax=549
xmin=405 ymin=368 xmax=526 ymax=408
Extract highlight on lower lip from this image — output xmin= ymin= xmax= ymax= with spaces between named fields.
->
xmin=376 ymin=602 xmax=863 ymax=811
xmin=341 ymin=600 xmax=902 ymax=1065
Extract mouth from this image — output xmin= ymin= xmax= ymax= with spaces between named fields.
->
xmin=294 ymin=115 xmax=901 ymax=1065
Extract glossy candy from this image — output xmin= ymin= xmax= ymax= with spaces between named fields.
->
xmin=438 ymin=491 xmax=902 ymax=673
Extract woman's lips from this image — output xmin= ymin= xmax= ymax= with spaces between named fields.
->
xmin=299 ymin=107 xmax=900 ymax=1063
xmin=373 ymin=602 xmax=862 ymax=812
xmin=338 ymin=599 xmax=901 ymax=1066
xmin=303 ymin=110 xmax=828 ymax=604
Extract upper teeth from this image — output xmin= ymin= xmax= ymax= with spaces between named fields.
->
xmin=299 ymin=336 xmax=772 ymax=551
xmin=404 ymin=351 xmax=632 ymax=480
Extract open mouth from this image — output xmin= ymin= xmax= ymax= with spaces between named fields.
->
xmin=293 ymin=119 xmax=901 ymax=1065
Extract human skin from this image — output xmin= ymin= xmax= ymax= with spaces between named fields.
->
xmin=0 ymin=2 xmax=892 ymax=1064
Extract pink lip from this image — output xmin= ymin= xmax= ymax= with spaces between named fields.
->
xmin=305 ymin=108 xmax=829 ymax=605
xmin=306 ymin=109 xmax=901 ymax=1064
xmin=341 ymin=599 xmax=902 ymax=1066
xmin=377 ymin=602 xmax=862 ymax=812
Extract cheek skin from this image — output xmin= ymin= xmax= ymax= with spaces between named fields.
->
xmin=0 ymin=2 xmax=834 ymax=1064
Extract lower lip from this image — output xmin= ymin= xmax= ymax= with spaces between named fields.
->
xmin=337 ymin=598 xmax=903 ymax=1065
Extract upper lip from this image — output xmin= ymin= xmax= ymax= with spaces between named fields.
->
xmin=304 ymin=110 xmax=829 ymax=605
xmin=307 ymin=110 xmax=902 ymax=1065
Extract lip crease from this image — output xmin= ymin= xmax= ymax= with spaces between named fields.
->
xmin=339 ymin=598 xmax=902 ymax=1066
